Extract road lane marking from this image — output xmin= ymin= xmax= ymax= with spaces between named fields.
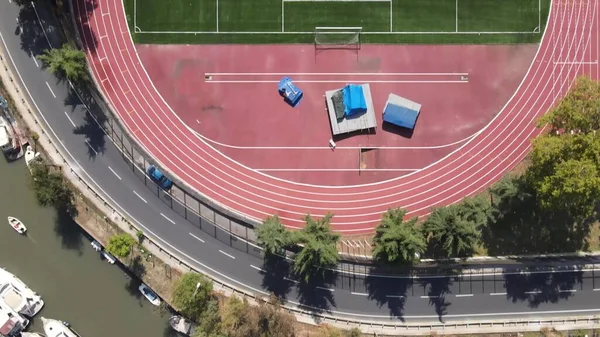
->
xmin=219 ymin=250 xmax=235 ymax=260
xmin=45 ymin=81 xmax=56 ymax=98
xmin=250 ymin=265 xmax=265 ymax=272
xmin=284 ymin=277 xmax=299 ymax=284
xmin=108 ymin=166 xmax=121 ymax=180
xmin=132 ymin=191 xmax=147 ymax=203
xmin=351 ymin=292 xmax=369 ymax=296
xmin=188 ymin=232 xmax=204 ymax=243
xmin=32 ymin=57 xmax=38 ymax=67
xmin=525 ymin=291 xmax=542 ymax=295
xmin=420 ymin=295 xmax=439 ymax=299
xmin=386 ymin=295 xmax=404 ymax=299
xmin=64 ymin=111 xmax=76 ymax=127
xmin=490 ymin=292 xmax=507 ymax=296
xmin=316 ymin=286 xmax=334 ymax=292
xmin=85 ymin=140 xmax=98 ymax=155
xmin=594 ymin=289 xmax=600 ymax=291
xmin=455 ymin=294 xmax=474 ymax=297
xmin=160 ymin=213 xmax=175 ymax=224
xmin=559 ymin=289 xmax=576 ymax=293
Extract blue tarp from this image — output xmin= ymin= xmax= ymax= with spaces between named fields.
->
xmin=342 ymin=84 xmax=367 ymax=117
xmin=383 ymin=103 xmax=420 ymax=130
xmin=278 ymin=77 xmax=303 ymax=107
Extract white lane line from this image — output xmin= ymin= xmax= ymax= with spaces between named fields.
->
xmin=593 ymin=289 xmax=600 ymax=291
xmin=386 ymin=295 xmax=405 ymax=299
xmin=108 ymin=166 xmax=121 ymax=180
xmin=250 ymin=265 xmax=265 ymax=272
xmin=284 ymin=277 xmax=299 ymax=284
xmin=45 ymin=81 xmax=56 ymax=98
xmin=64 ymin=111 xmax=76 ymax=127
xmin=490 ymin=293 xmax=507 ymax=296
xmin=525 ymin=291 xmax=542 ymax=295
xmin=188 ymin=232 xmax=204 ymax=243
xmin=219 ymin=250 xmax=235 ymax=260
xmin=316 ymin=286 xmax=334 ymax=292
xmin=85 ymin=140 xmax=98 ymax=155
xmin=351 ymin=292 xmax=369 ymax=296
xmin=559 ymin=289 xmax=576 ymax=293
xmin=420 ymin=295 xmax=439 ymax=299
xmin=132 ymin=191 xmax=147 ymax=203
xmin=455 ymin=294 xmax=474 ymax=298
xmin=32 ymin=57 xmax=39 ymax=67
xmin=160 ymin=213 xmax=176 ymax=224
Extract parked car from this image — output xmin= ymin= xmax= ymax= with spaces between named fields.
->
xmin=146 ymin=165 xmax=173 ymax=190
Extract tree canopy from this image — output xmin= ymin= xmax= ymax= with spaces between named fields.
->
xmin=256 ymin=215 xmax=290 ymax=256
xmin=372 ymin=208 xmax=425 ymax=264
xmin=38 ymin=44 xmax=88 ymax=83
xmin=29 ymin=162 xmax=74 ymax=210
xmin=105 ymin=233 xmax=136 ymax=259
xmin=292 ymin=213 xmax=340 ymax=282
xmin=172 ymin=273 xmax=214 ymax=321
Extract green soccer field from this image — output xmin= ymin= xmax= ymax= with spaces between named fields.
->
xmin=123 ymin=0 xmax=551 ymax=44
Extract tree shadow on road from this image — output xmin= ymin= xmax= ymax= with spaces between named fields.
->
xmin=365 ymin=266 xmax=411 ymax=321
xmin=295 ymin=269 xmax=337 ymax=322
xmin=418 ymin=276 xmax=453 ymax=322
xmin=503 ymin=269 xmax=584 ymax=308
xmin=261 ymin=254 xmax=293 ymax=301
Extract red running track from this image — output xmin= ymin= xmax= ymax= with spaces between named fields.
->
xmin=74 ymin=0 xmax=600 ymax=234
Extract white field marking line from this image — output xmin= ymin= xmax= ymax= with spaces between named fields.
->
xmin=250 ymin=265 xmax=265 ymax=272
xmin=316 ymin=286 xmax=334 ymax=292
xmin=132 ymin=190 xmax=147 ymax=203
xmin=284 ymin=277 xmax=299 ymax=284
xmin=133 ymin=0 xmax=137 ymax=34
xmin=204 ymin=72 xmax=469 ymax=76
xmin=108 ymin=166 xmax=122 ymax=180
xmin=215 ymin=0 xmax=219 ymax=32
xmin=490 ymin=292 xmax=507 ymax=296
xmin=45 ymin=82 xmax=56 ymax=98
xmin=64 ymin=111 xmax=77 ymax=127
xmin=85 ymin=140 xmax=98 ymax=155
xmin=256 ymin=168 xmax=419 ymax=172
xmin=206 ymin=80 xmax=467 ymax=84
xmin=281 ymin=0 xmax=284 ymax=32
xmin=136 ymin=30 xmax=538 ymax=35
xmin=11 ymin=16 xmax=589 ymax=320
xmin=160 ymin=212 xmax=176 ymax=224
xmin=455 ymin=294 xmax=474 ymax=297
xmin=389 ymin=0 xmax=392 ymax=32
xmin=283 ymin=0 xmax=389 ymax=2
xmin=92 ymin=0 xmax=568 ymax=226
xmin=188 ymin=232 xmax=205 ymax=243
xmin=455 ymin=0 xmax=458 ymax=32
xmin=219 ymin=250 xmax=235 ymax=259
xmin=351 ymin=292 xmax=369 ymax=296
xmin=554 ymin=61 xmax=597 ymax=64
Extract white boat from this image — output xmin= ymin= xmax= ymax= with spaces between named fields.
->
xmin=7 ymin=217 xmax=26 ymax=234
xmin=22 ymin=332 xmax=46 ymax=337
xmin=90 ymin=241 xmax=116 ymax=264
xmin=24 ymin=145 xmax=41 ymax=171
xmin=41 ymin=318 xmax=80 ymax=337
xmin=169 ymin=315 xmax=196 ymax=336
xmin=0 ymin=268 xmax=44 ymax=318
xmin=138 ymin=283 xmax=160 ymax=306
xmin=0 ymin=303 xmax=28 ymax=337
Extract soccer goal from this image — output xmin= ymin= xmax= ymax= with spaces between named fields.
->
xmin=314 ymin=27 xmax=362 ymax=51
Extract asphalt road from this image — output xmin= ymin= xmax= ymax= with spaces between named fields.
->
xmin=1 ymin=0 xmax=600 ymax=324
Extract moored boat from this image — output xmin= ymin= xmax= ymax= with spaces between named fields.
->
xmin=24 ymin=146 xmax=41 ymax=173
xmin=0 ymin=268 xmax=44 ymax=318
xmin=21 ymin=332 xmax=46 ymax=337
xmin=41 ymin=318 xmax=81 ymax=337
xmin=169 ymin=315 xmax=196 ymax=336
xmin=138 ymin=283 xmax=161 ymax=306
xmin=7 ymin=217 xmax=26 ymax=234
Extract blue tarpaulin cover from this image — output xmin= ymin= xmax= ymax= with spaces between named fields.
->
xmin=383 ymin=103 xmax=420 ymax=130
xmin=342 ymin=84 xmax=367 ymax=117
xmin=278 ymin=77 xmax=303 ymax=107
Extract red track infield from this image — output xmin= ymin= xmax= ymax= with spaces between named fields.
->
xmin=75 ymin=0 xmax=600 ymax=233
xmin=135 ymin=44 xmax=537 ymax=185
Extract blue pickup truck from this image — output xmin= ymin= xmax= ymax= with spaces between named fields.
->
xmin=146 ymin=165 xmax=173 ymax=191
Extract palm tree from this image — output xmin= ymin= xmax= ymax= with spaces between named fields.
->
xmin=372 ymin=208 xmax=425 ymax=265
xmin=38 ymin=44 xmax=88 ymax=83
xmin=292 ymin=213 xmax=340 ymax=282
xmin=256 ymin=215 xmax=290 ymax=256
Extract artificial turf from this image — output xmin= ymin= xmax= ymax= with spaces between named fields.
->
xmin=123 ymin=0 xmax=551 ymax=44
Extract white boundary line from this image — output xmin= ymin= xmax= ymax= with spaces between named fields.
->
xmin=256 ymin=168 xmax=419 ymax=172
xmin=389 ymin=0 xmax=392 ymax=32
xmin=281 ymin=0 xmax=285 ymax=32
xmin=206 ymin=80 xmax=467 ymax=84
xmin=455 ymin=0 xmax=459 ymax=32
xmin=205 ymin=72 xmax=469 ymax=76
xmin=216 ymin=0 xmax=219 ymax=32
xmin=136 ymin=30 xmax=540 ymax=35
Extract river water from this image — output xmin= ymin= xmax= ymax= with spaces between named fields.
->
xmin=0 ymin=159 xmax=171 ymax=337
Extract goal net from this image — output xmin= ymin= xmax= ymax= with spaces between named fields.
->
xmin=314 ymin=27 xmax=362 ymax=51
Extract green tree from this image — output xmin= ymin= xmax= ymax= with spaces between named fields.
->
xmin=38 ymin=44 xmax=88 ymax=82
xmin=423 ymin=198 xmax=488 ymax=258
xmin=256 ymin=215 xmax=290 ymax=256
xmin=192 ymin=299 xmax=223 ymax=337
xmin=29 ymin=162 xmax=73 ymax=210
xmin=172 ymin=273 xmax=213 ymax=321
xmin=105 ymin=233 xmax=136 ymax=259
xmin=220 ymin=296 xmax=258 ymax=337
xmin=346 ymin=328 xmax=362 ymax=337
xmin=372 ymin=208 xmax=425 ymax=265
xmin=254 ymin=300 xmax=296 ymax=337
xmin=292 ymin=213 xmax=340 ymax=282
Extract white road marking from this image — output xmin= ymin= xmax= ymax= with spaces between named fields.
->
xmin=132 ymin=191 xmax=147 ymax=203
xmin=219 ymin=250 xmax=235 ymax=259
xmin=316 ymin=286 xmax=334 ymax=292
xmin=455 ymin=294 xmax=474 ymax=297
xmin=284 ymin=277 xmax=299 ymax=284
xmin=64 ymin=111 xmax=76 ymax=127
xmin=108 ymin=166 xmax=121 ymax=180
xmin=32 ymin=57 xmax=38 ymax=67
xmin=45 ymin=81 xmax=56 ymax=98
xmin=160 ymin=213 xmax=175 ymax=224
xmin=559 ymin=289 xmax=576 ymax=293
xmin=85 ymin=140 xmax=98 ymax=155
xmin=188 ymin=232 xmax=205 ymax=243
xmin=250 ymin=265 xmax=265 ymax=272
xmin=420 ymin=295 xmax=439 ymax=299
xmin=351 ymin=292 xmax=369 ymax=296
xmin=385 ymin=295 xmax=405 ymax=299
xmin=490 ymin=292 xmax=507 ymax=296
xmin=594 ymin=289 xmax=600 ymax=291
xmin=525 ymin=291 xmax=542 ymax=295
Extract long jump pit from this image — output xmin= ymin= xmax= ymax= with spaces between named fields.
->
xmin=136 ymin=44 xmax=537 ymax=186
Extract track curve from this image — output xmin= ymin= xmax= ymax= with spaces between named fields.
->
xmin=74 ymin=0 xmax=599 ymax=233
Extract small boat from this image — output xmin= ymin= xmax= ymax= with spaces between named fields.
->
xmin=138 ymin=283 xmax=161 ymax=306
xmin=7 ymin=217 xmax=26 ymax=234
xmin=169 ymin=315 xmax=197 ymax=336
xmin=41 ymin=317 xmax=81 ymax=337
xmin=22 ymin=332 xmax=46 ymax=337
xmin=90 ymin=240 xmax=116 ymax=264
xmin=24 ymin=146 xmax=41 ymax=170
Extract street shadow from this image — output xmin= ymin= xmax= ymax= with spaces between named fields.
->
xmin=71 ymin=88 xmax=107 ymax=158
xmin=72 ymin=0 xmax=99 ymax=55
xmin=295 ymin=269 xmax=337 ymax=321
xmin=261 ymin=254 xmax=292 ymax=300
xmin=418 ymin=276 xmax=453 ymax=322
xmin=365 ymin=267 xmax=410 ymax=320
xmin=17 ymin=5 xmax=49 ymax=58
xmin=53 ymin=203 xmax=83 ymax=254
xmin=382 ymin=121 xmax=415 ymax=139
xmin=503 ymin=269 xmax=583 ymax=308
